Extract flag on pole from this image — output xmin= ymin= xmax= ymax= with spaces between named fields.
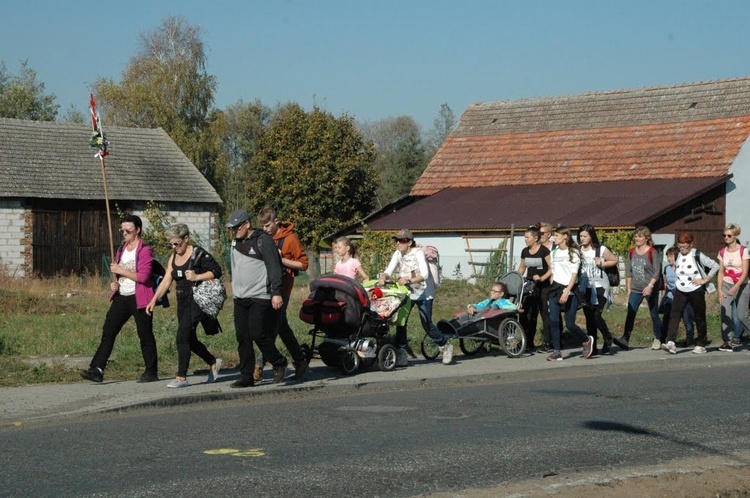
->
xmin=89 ymin=93 xmax=109 ymax=158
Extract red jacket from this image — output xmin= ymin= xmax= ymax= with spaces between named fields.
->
xmin=110 ymin=239 xmax=156 ymax=309
xmin=273 ymin=222 xmax=308 ymax=299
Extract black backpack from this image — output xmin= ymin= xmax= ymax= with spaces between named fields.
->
xmin=596 ymin=246 xmax=620 ymax=287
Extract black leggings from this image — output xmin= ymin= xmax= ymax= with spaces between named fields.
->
xmin=176 ymin=288 xmax=216 ymax=378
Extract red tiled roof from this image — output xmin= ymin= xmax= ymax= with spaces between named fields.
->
xmin=369 ymin=177 xmax=728 ymax=232
xmin=412 ymin=77 xmax=750 ymax=196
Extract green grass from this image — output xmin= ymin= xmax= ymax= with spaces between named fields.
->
xmin=0 ymin=275 xmax=721 ymax=387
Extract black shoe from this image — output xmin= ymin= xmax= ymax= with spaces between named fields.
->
xmin=136 ymin=372 xmax=159 ymax=383
xmin=613 ymin=336 xmax=629 ymax=351
xmin=589 ymin=348 xmax=600 ymax=357
xmin=272 ymin=358 xmax=289 ymax=384
xmin=678 ymin=338 xmax=696 ymax=348
xmin=601 ymin=338 xmax=613 ymax=355
xmin=80 ymin=367 xmax=103 ymax=383
xmin=230 ymin=379 xmax=254 ymax=388
xmin=292 ymin=360 xmax=309 ymax=380
xmin=539 ymin=343 xmax=553 ymax=353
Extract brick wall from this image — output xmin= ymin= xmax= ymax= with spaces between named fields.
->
xmin=0 ymin=199 xmax=28 ymax=277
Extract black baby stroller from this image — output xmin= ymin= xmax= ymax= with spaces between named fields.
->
xmin=299 ymin=274 xmax=408 ymax=375
xmin=422 ymin=271 xmax=533 ymax=360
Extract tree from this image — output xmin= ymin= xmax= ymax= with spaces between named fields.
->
xmin=246 ymin=103 xmax=377 ymax=273
xmin=92 ymin=16 xmax=219 ymax=185
xmin=0 ymin=60 xmax=59 ymax=121
xmin=359 ymin=116 xmax=428 ymax=207
xmin=425 ymin=103 xmax=456 ymax=158
xmin=59 ymin=104 xmax=85 ymax=124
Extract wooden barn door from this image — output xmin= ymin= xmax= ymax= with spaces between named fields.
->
xmin=33 ymin=203 xmax=117 ymax=277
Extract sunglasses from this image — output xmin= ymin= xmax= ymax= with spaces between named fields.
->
xmin=168 ymin=239 xmax=184 ymax=248
xmin=395 ymin=238 xmax=411 ymax=243
xmin=229 ymin=221 xmax=247 ymax=231
xmin=724 ymin=234 xmax=735 ymax=238
xmin=120 ymin=228 xmax=135 ymax=235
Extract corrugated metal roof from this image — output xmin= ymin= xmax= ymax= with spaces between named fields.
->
xmin=367 ymin=177 xmax=728 ymax=232
xmin=0 ymin=118 xmax=221 ymax=204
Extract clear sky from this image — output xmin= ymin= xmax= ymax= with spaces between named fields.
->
xmin=1 ymin=0 xmax=748 ymax=131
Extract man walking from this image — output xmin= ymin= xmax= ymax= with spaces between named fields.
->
xmin=226 ymin=209 xmax=289 ymax=387
xmin=255 ymin=206 xmax=310 ymax=380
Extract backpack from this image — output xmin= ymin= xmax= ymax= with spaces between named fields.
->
xmin=418 ymin=244 xmax=441 ymax=288
xmin=596 ymin=246 xmax=620 ymax=287
xmin=151 ymin=259 xmax=170 ymax=308
xmin=629 ymin=246 xmax=664 ymax=291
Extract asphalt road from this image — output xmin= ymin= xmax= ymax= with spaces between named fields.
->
xmin=1 ymin=363 xmax=748 ymax=497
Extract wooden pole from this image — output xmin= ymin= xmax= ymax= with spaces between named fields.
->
xmin=99 ymin=154 xmax=116 ymax=281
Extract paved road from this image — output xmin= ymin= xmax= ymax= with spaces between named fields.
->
xmin=0 ymin=356 xmax=748 ymax=497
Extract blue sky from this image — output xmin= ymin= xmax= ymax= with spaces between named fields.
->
xmin=1 ymin=0 xmax=748 ymax=131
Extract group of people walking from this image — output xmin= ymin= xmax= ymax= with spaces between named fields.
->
xmin=79 ymin=215 xmax=748 ymax=385
xmin=517 ymin=223 xmax=748 ymax=361
xmin=80 ymin=206 xmax=310 ymax=388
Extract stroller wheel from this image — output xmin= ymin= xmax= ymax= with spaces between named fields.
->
xmin=420 ymin=334 xmax=440 ymax=361
xmin=377 ymin=344 xmax=398 ymax=372
xmin=459 ymin=337 xmax=484 ymax=356
xmin=339 ymin=348 xmax=360 ymax=375
xmin=360 ymin=357 xmax=376 ymax=372
xmin=498 ymin=318 xmax=527 ymax=358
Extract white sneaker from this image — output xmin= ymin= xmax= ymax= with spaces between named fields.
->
xmin=692 ymin=345 xmax=707 ymax=354
xmin=396 ymin=348 xmax=409 ymax=367
xmin=167 ymin=378 xmax=189 ymax=388
xmin=441 ymin=343 xmax=454 ymax=365
xmin=663 ymin=341 xmax=677 ymax=354
xmin=651 ymin=339 xmax=661 ymax=350
xmin=207 ymin=358 xmax=222 ymax=383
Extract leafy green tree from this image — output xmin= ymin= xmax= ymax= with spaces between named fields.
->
xmin=59 ymin=104 xmax=84 ymax=124
xmin=0 ymin=60 xmax=59 ymax=120
xmin=359 ymin=116 xmax=427 ymax=207
xmin=246 ymin=103 xmax=377 ymax=275
xmin=92 ymin=16 xmax=219 ymax=185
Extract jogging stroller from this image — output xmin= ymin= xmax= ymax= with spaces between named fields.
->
xmin=422 ymin=271 xmax=532 ymax=360
xmin=299 ymin=274 xmax=409 ymax=375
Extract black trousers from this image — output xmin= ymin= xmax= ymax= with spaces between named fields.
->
xmin=273 ymin=296 xmax=304 ymax=365
xmin=91 ymin=293 xmax=157 ymax=374
xmin=175 ymin=289 xmax=216 ymax=378
xmin=666 ymin=289 xmax=707 ymax=344
xmin=582 ymin=287 xmax=612 ymax=348
xmin=234 ymin=297 xmax=285 ymax=382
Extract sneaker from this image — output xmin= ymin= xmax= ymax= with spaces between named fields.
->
xmin=396 ymin=347 xmax=409 ymax=367
xmin=441 ymin=342 xmax=454 ymax=365
xmin=539 ymin=343 xmax=554 ymax=353
xmin=136 ymin=372 xmax=159 ymax=383
xmin=692 ymin=345 xmax=707 ymax=354
xmin=662 ymin=341 xmax=677 ymax=354
xmin=80 ymin=367 xmax=103 ymax=383
xmin=292 ymin=360 xmax=309 ymax=380
xmin=601 ymin=338 xmax=613 ymax=355
xmin=677 ymin=337 xmax=697 ymax=348
xmin=272 ymin=358 xmax=288 ymax=384
xmin=167 ymin=378 xmax=189 ymax=388
xmin=613 ymin=336 xmax=629 ymax=351
xmin=651 ymin=339 xmax=661 ymax=350
xmin=718 ymin=342 xmax=733 ymax=352
xmin=207 ymin=358 xmax=222 ymax=383
xmin=547 ymin=350 xmax=563 ymax=361
xmin=253 ymin=364 xmax=263 ymax=382
xmin=582 ymin=336 xmax=595 ymax=359
xmin=230 ymin=379 xmax=254 ymax=388
xmin=730 ymin=338 xmax=742 ymax=348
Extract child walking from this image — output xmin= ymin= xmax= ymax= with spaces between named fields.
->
xmin=333 ymin=236 xmax=369 ymax=281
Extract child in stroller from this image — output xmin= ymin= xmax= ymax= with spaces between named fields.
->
xmin=422 ymin=272 xmax=530 ymax=360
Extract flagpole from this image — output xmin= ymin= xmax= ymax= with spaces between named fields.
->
xmin=90 ymin=94 xmax=115 ymax=281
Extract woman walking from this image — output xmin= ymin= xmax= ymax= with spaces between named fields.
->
xmin=614 ymin=226 xmax=662 ymax=351
xmin=717 ymin=224 xmax=749 ymax=351
xmin=517 ymin=226 xmax=552 ymax=351
xmin=147 ymin=223 xmax=223 ymax=388
xmin=546 ymin=226 xmax=594 ymax=361
xmin=577 ymin=224 xmax=617 ymax=354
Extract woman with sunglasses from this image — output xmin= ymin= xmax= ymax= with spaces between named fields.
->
xmin=147 ymin=223 xmax=222 ymax=388
xmin=717 ymin=224 xmax=749 ymax=351
xmin=517 ymin=226 xmax=552 ymax=351
xmin=80 ymin=215 xmax=160 ymax=384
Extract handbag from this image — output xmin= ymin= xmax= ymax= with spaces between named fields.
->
xmin=192 ymin=278 xmax=227 ymax=318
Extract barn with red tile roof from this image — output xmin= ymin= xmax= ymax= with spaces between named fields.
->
xmin=362 ymin=77 xmax=750 ymax=277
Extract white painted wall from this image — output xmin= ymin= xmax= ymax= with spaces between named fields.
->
xmin=136 ymin=204 xmax=218 ymax=249
xmin=727 ymin=137 xmax=750 ymax=247
xmin=0 ymin=199 xmax=26 ymax=277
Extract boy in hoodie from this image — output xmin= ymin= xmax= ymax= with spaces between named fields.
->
xmin=255 ymin=206 xmax=310 ymax=380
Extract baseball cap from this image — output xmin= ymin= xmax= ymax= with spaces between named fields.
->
xmin=226 ymin=209 xmax=250 ymax=228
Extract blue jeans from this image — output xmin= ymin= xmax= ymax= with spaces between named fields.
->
xmin=720 ymin=281 xmax=750 ymax=342
xmin=548 ymin=289 xmax=588 ymax=350
xmin=623 ymin=290 xmax=661 ymax=341
xmin=415 ymin=298 xmax=445 ymax=345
